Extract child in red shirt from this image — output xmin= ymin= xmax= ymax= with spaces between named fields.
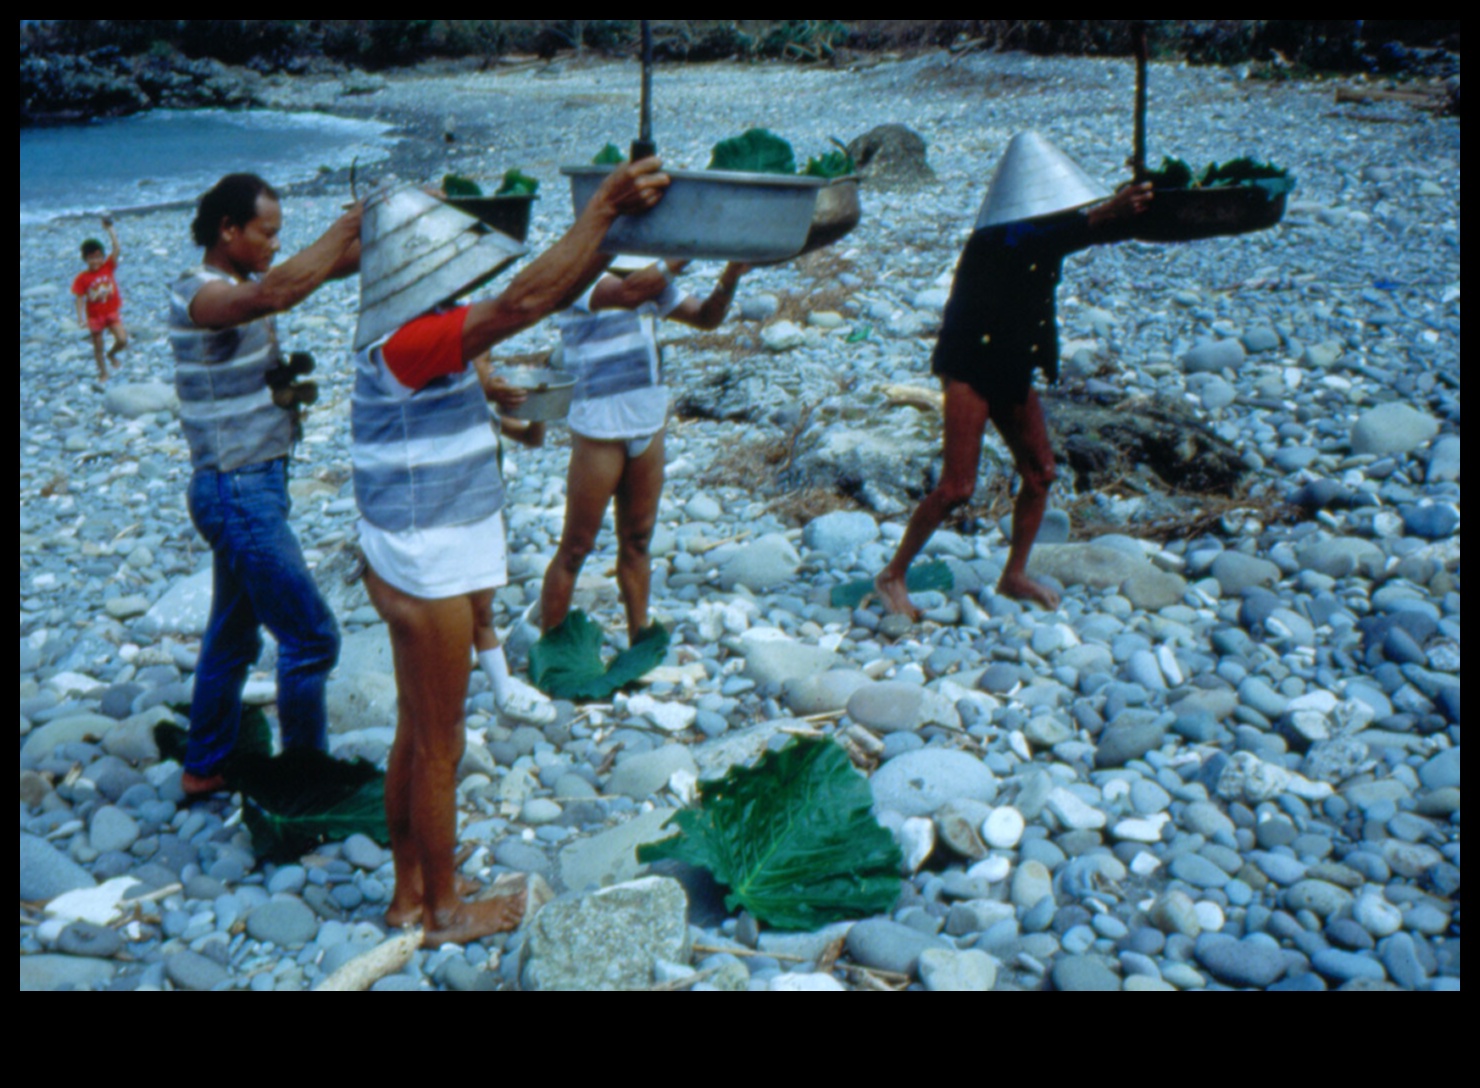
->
xmin=72 ymin=216 xmax=129 ymax=382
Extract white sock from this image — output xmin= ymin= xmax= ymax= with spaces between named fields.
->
xmin=479 ymin=646 xmax=512 ymax=702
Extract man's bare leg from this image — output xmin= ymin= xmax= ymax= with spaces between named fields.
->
xmin=365 ymin=569 xmax=523 ymax=942
xmin=539 ymin=434 xmax=627 ymax=632
xmin=991 ymin=389 xmax=1061 ymax=610
xmin=875 ymin=379 xmax=992 ymax=619
xmin=613 ymin=430 xmax=664 ymax=641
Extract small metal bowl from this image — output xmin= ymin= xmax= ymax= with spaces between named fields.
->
xmin=493 ymin=367 xmax=577 ymax=422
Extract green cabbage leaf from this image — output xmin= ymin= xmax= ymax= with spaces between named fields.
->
xmin=708 ymin=127 xmax=797 ymax=175
xmin=529 ymin=609 xmax=670 ymax=701
xmin=638 ymin=736 xmax=903 ymax=930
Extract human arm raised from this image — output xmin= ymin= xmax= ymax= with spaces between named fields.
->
xmin=103 ymin=217 xmax=121 ymax=263
xmin=665 ymin=262 xmax=750 ymax=330
xmin=188 ymin=204 xmax=363 ymax=330
xmin=459 ymin=158 xmax=669 ymax=362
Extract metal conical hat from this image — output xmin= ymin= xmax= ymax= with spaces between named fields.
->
xmin=975 ymin=131 xmax=1109 ymax=229
xmin=354 ymin=185 xmax=528 ymax=350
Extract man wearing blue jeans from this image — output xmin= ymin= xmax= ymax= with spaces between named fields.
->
xmin=168 ymin=173 xmax=362 ymax=797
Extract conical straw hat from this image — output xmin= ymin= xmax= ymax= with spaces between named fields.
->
xmin=974 ymin=131 xmax=1109 ymax=230
xmin=354 ymin=185 xmax=527 ymax=350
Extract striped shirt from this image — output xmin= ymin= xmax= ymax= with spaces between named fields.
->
xmin=351 ymin=310 xmax=505 ymax=533
xmin=558 ymin=280 xmax=683 ymax=440
xmin=168 ymin=265 xmax=292 ymax=472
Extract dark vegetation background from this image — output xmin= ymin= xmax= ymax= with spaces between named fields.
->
xmin=20 ymin=20 xmax=1461 ymax=126
xmin=20 ymin=19 xmax=1462 ymax=70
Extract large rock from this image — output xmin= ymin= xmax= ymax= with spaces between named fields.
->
xmin=1028 ymin=544 xmax=1148 ymax=590
xmin=740 ymin=634 xmax=839 ymax=687
xmin=690 ymin=719 xmax=797 ymax=781
xmin=847 ymin=681 xmax=959 ymax=733
xmin=325 ymin=672 xmax=398 ymax=735
xmin=870 ymin=748 xmax=997 ymax=817
xmin=19 ymin=954 xmax=116 ymax=992
xmin=782 ymin=669 xmax=872 ymax=715
xmin=1295 ymin=538 xmax=1386 ymax=580
xmin=718 ymin=534 xmax=801 ymax=592
xmin=20 ymin=713 xmax=118 ymax=764
xmin=1350 ymin=402 xmax=1440 ymax=457
xmin=1210 ymin=551 xmax=1281 ymax=596
xmin=136 ymin=567 xmax=213 ymax=638
xmin=1179 ymin=339 xmax=1247 ymax=375
xmin=802 ymin=510 xmax=880 ymax=555
xmin=606 ymin=746 xmax=698 ymax=800
xmin=845 ymin=124 xmax=935 ymax=189
xmin=790 ymin=420 xmax=943 ymax=517
xmin=1195 ymin=933 xmax=1292 ymax=988
xmin=521 ymin=876 xmax=690 ymax=990
xmin=103 ymin=381 xmax=179 ymax=419
xmin=558 ymin=808 xmax=678 ymax=891
xmin=20 ymin=832 xmax=96 ymax=902
xmin=844 ymin=917 xmax=949 ymax=976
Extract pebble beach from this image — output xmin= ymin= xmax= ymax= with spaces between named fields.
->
xmin=19 ymin=52 xmax=1460 ymax=990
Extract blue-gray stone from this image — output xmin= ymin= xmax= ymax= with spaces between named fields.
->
xmin=1169 ymin=852 xmax=1231 ymax=889
xmin=1311 ymin=948 xmax=1386 ymax=984
xmin=1094 ymin=713 xmax=1166 ymax=768
xmin=1377 ymin=932 xmax=1427 ymax=990
xmin=1401 ymin=504 xmax=1459 ymax=540
xmin=56 ymin=921 xmax=124 ymax=958
xmin=1180 ymin=338 xmax=1246 ymax=375
xmin=870 ymin=748 xmax=996 ymax=817
xmin=1050 ymin=954 xmax=1121 ymax=991
xmin=165 ymin=950 xmax=231 ymax=991
xmin=1194 ymin=933 xmax=1290 ymax=988
xmin=245 ymin=897 xmax=319 ymax=948
xmin=20 ymin=832 xmax=96 ymax=901
xmin=844 ymin=919 xmax=949 ymax=977
xmin=1418 ymin=748 xmax=1460 ymax=790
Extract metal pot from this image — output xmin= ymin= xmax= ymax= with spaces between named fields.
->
xmin=445 ymin=194 xmax=538 ymax=243
xmin=494 ymin=367 xmax=577 ymax=422
xmin=561 ymin=166 xmax=825 ymax=262
xmin=755 ymin=176 xmax=862 ymax=265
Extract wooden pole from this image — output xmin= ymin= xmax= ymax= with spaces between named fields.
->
xmin=632 ymin=20 xmax=656 ymax=161
xmin=1133 ymin=21 xmax=1149 ymax=182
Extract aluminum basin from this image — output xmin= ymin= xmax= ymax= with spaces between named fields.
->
xmin=494 ymin=367 xmax=577 ymax=422
xmin=561 ymin=166 xmax=825 ymax=262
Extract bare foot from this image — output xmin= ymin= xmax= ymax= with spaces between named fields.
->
xmin=384 ymin=874 xmax=483 ymax=927
xmin=998 ymin=570 xmax=1061 ymax=610
xmin=873 ymin=571 xmax=922 ymax=621
xmin=180 ymin=770 xmax=228 ymax=798
xmin=421 ymin=894 xmax=524 ymax=947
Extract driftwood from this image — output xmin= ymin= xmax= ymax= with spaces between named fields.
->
xmin=1334 ymin=85 xmax=1451 ymax=111
xmin=314 ymin=928 xmax=423 ymax=991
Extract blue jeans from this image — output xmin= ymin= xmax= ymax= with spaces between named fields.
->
xmin=185 ymin=458 xmax=339 ymax=776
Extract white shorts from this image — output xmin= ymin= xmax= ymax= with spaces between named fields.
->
xmin=358 ymin=509 xmax=507 ymax=601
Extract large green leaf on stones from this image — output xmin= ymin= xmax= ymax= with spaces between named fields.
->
xmin=232 ymin=749 xmax=388 ymax=862
xmin=828 ymin=559 xmax=954 ymax=609
xmin=528 ymin=609 xmax=670 ymax=701
xmin=638 ymin=736 xmax=903 ymax=930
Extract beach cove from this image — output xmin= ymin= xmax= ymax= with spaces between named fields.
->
xmin=19 ymin=53 xmax=1460 ymax=990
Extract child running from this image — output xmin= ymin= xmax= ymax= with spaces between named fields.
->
xmin=73 ymin=215 xmax=129 ymax=382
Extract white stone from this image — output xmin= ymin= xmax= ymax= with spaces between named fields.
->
xmin=965 ymin=855 xmax=1011 ymax=883
xmin=625 ymin=694 xmax=696 ymax=733
xmin=1130 ymin=853 xmax=1163 ymax=877
xmin=44 ymin=671 xmax=106 ymax=696
xmin=1193 ymin=900 xmax=1226 ymax=933
xmin=768 ymin=972 xmax=846 ymax=991
xmin=1046 ymin=787 xmax=1107 ymax=831
xmin=1353 ymin=891 xmax=1403 ymax=938
xmin=981 ymin=806 xmax=1025 ymax=849
xmin=45 ymin=877 xmax=141 ymax=926
xmin=1112 ymin=813 xmax=1169 ymax=843
xmin=760 ymin=320 xmax=807 ymax=352
xmin=898 ymin=817 xmax=936 ymax=875
xmin=918 ymin=948 xmax=998 ymax=992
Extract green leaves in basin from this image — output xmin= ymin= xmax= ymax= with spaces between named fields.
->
xmin=592 ymin=143 xmax=626 ymax=165
xmin=442 ymin=172 xmax=483 ymax=198
xmin=708 ymin=127 xmax=797 ymax=175
xmin=494 ymin=168 xmax=540 ymax=197
xmin=1143 ymin=156 xmax=1295 ymax=199
xmin=802 ymin=137 xmax=855 ymax=179
xmin=638 ymin=736 xmax=903 ymax=930
xmin=529 ymin=609 xmax=670 ymax=701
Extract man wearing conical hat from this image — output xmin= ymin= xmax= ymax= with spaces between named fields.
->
xmin=350 ymin=159 xmax=669 ymax=945
xmin=875 ymin=132 xmax=1152 ymax=618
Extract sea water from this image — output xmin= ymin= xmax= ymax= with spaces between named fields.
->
xmin=19 ymin=108 xmax=395 ymax=224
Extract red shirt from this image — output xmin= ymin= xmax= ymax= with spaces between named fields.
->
xmin=381 ymin=306 xmax=470 ymax=390
xmin=72 ymin=254 xmax=122 ymax=320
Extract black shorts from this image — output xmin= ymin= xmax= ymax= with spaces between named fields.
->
xmin=931 ymin=335 xmax=1042 ymax=407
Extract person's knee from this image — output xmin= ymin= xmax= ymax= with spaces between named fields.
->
xmin=618 ymin=525 xmax=654 ymax=561
xmin=1020 ymin=457 xmax=1057 ymax=493
xmin=557 ymin=534 xmax=597 ymax=571
xmin=937 ymin=473 xmax=977 ymax=508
